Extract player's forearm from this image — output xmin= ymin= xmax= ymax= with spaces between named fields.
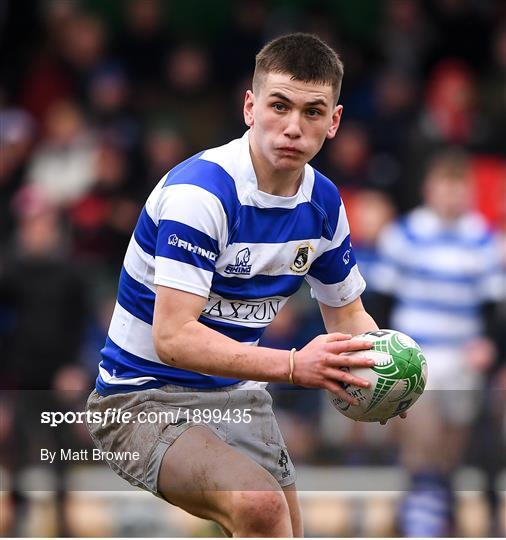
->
xmin=333 ymin=309 xmax=379 ymax=335
xmin=154 ymin=319 xmax=291 ymax=383
xmin=320 ymin=298 xmax=379 ymax=336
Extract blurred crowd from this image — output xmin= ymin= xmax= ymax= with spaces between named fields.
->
xmin=1 ymin=0 xmax=506 ymax=536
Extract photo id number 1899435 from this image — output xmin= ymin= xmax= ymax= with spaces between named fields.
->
xmin=182 ymin=408 xmax=252 ymax=424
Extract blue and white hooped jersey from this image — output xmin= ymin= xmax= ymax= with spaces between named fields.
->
xmin=96 ymin=131 xmax=365 ymax=395
xmin=372 ymin=207 xmax=503 ymax=347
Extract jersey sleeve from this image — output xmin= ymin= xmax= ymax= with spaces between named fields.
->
xmin=152 ymin=183 xmax=227 ymax=298
xmin=305 ymin=201 xmax=366 ymax=307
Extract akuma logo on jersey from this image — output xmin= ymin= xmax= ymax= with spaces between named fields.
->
xmin=224 ymin=247 xmax=252 ymax=275
xmin=167 ymin=234 xmax=217 ymax=261
xmin=290 ymin=242 xmax=314 ymax=273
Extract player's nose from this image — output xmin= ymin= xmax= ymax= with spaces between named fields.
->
xmin=283 ymin=112 xmax=302 ymax=138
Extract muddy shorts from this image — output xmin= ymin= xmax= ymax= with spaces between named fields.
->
xmin=86 ymin=383 xmax=295 ymax=497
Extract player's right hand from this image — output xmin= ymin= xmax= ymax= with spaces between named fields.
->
xmin=291 ymin=332 xmax=375 ymax=405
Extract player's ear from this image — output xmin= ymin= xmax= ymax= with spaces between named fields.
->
xmin=326 ymin=104 xmax=343 ymax=139
xmin=244 ymin=90 xmax=255 ymax=127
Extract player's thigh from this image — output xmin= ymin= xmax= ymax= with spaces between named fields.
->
xmin=158 ymin=425 xmax=287 ymax=530
xmin=283 ymin=483 xmax=303 ymax=538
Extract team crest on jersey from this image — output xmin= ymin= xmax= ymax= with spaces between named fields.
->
xmin=290 ymin=242 xmax=314 ymax=273
xmin=224 ymin=247 xmax=252 ymax=275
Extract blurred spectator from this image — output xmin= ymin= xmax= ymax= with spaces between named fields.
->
xmin=161 ymin=43 xmax=226 ymax=151
xmin=0 ymin=186 xmax=89 ymax=390
xmin=481 ymin=24 xmax=506 ymax=155
xmin=320 ymin=122 xmax=397 ymax=198
xmin=88 ymin=64 xmax=128 ymax=117
xmin=18 ymin=0 xmax=76 ymax=121
xmin=367 ymin=69 xmax=420 ymax=208
xmin=369 ymin=69 xmax=418 ymax=158
xmin=0 ymin=0 xmax=42 ymax=102
xmin=422 ymin=60 xmax=482 ymax=145
xmin=323 ymin=123 xmax=370 ymax=187
xmin=66 ymin=141 xmax=140 ymax=268
xmin=371 ymin=149 xmax=504 ymax=536
xmin=213 ymin=0 xmax=266 ymax=87
xmin=0 ymin=184 xmax=91 ymax=535
xmin=26 ymin=100 xmax=98 ymax=206
xmin=379 ymin=0 xmax=434 ymax=77
xmin=87 ymin=62 xmax=140 ymax=152
xmin=404 ymin=59 xmax=493 ymax=209
xmin=60 ymin=12 xmax=109 ymax=99
xmin=143 ymin=126 xmax=189 ymax=182
xmin=302 ymin=5 xmax=341 ymax=50
xmin=262 ymin=2 xmax=304 ymax=42
xmin=424 ymin=0 xmax=492 ymax=73
xmin=0 ymin=109 xmax=36 ymax=245
xmin=220 ymin=75 xmax=255 ymax=141
xmin=116 ymin=0 xmax=171 ymax=104
xmin=337 ymin=45 xmax=378 ymax=125
xmin=20 ymin=8 xmax=112 ymax=120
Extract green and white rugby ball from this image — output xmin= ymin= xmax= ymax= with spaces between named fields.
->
xmin=328 ymin=329 xmax=428 ymax=422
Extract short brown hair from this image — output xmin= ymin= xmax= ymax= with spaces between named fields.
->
xmin=426 ymin=148 xmax=470 ymax=182
xmin=253 ymin=33 xmax=344 ymax=103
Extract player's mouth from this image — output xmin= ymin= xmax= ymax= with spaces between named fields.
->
xmin=276 ymin=146 xmax=304 ymax=155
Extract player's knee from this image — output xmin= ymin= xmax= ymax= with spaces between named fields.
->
xmin=231 ymin=490 xmax=291 ymax=536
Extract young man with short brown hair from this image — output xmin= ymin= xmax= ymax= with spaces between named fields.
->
xmin=87 ymin=33 xmax=379 ymax=537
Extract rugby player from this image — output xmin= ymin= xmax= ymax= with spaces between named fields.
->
xmin=87 ymin=33 xmax=381 ymax=537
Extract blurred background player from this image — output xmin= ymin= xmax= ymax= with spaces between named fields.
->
xmin=372 ymin=149 xmax=504 ymax=536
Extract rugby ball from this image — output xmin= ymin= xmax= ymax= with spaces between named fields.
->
xmin=328 ymin=329 xmax=427 ymax=422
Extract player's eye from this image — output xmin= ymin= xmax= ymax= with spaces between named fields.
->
xmin=306 ymin=108 xmax=322 ymax=117
xmin=272 ymin=102 xmax=287 ymax=112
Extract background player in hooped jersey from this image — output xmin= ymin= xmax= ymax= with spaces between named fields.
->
xmin=86 ymin=33 xmax=382 ymax=537
xmin=372 ymin=150 xmax=504 ymax=537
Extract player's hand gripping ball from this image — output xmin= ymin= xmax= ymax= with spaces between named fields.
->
xmin=328 ymin=330 xmax=427 ymax=423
